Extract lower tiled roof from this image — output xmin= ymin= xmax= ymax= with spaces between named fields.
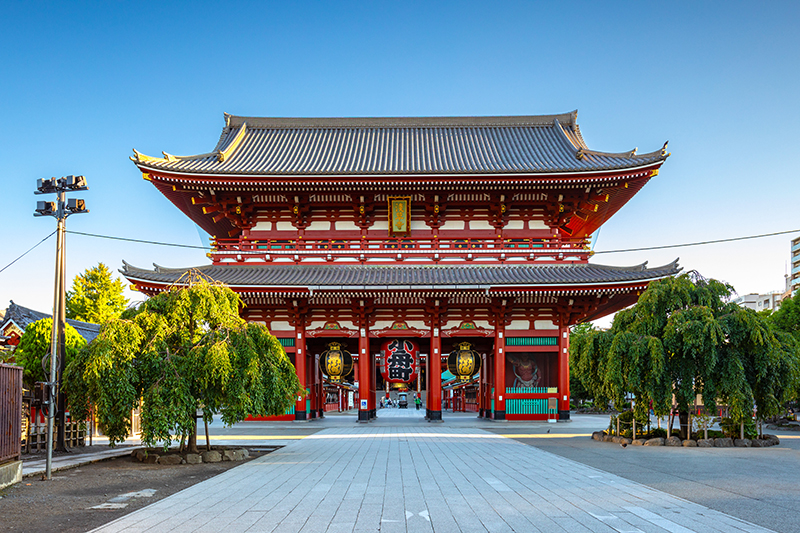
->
xmin=0 ymin=301 xmax=101 ymax=343
xmin=121 ymin=261 xmax=680 ymax=289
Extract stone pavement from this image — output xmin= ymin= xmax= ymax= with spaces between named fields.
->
xmin=89 ymin=425 xmax=774 ymax=533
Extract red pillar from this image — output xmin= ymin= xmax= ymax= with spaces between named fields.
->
xmin=558 ymin=325 xmax=571 ymax=420
xmin=493 ymin=326 xmax=506 ymax=420
xmin=358 ymin=325 xmax=370 ymax=422
xmin=294 ymin=327 xmax=307 ymax=421
xmin=428 ymin=325 xmax=442 ymax=421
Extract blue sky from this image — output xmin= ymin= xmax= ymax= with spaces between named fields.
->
xmin=1 ymin=1 xmax=798 ymax=322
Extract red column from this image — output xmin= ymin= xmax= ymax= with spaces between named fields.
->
xmin=428 ymin=326 xmax=442 ymax=421
xmin=358 ymin=325 xmax=370 ymax=422
xmin=294 ymin=327 xmax=307 ymax=421
xmin=493 ymin=326 xmax=506 ymax=420
xmin=558 ymin=325 xmax=571 ymax=420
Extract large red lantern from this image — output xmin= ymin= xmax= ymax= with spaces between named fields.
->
xmin=381 ymin=339 xmax=419 ymax=383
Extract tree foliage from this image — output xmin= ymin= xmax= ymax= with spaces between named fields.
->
xmin=570 ymin=272 xmax=800 ymax=427
xmin=66 ymin=263 xmax=129 ymax=324
xmin=65 ymin=278 xmax=302 ymax=449
xmin=15 ymin=318 xmax=86 ymax=386
xmin=770 ymin=290 xmax=800 ymax=341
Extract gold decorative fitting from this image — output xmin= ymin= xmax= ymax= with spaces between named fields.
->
xmin=558 ymin=204 xmax=564 ymax=212
xmin=624 ymin=183 xmax=629 ymax=188
xmin=129 ymin=284 xmax=139 ymax=292
xmin=359 ymin=205 xmax=365 ymax=214
xmin=142 ymin=173 xmax=151 ymax=181
xmin=433 ymin=204 xmax=439 ymax=213
xmin=500 ymin=204 xmax=506 ymax=213
xmin=235 ymin=205 xmax=242 ymax=214
xmin=293 ymin=205 xmax=299 ymax=214
xmin=650 ymin=168 xmax=659 ymax=177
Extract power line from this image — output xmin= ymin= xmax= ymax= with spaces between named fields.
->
xmin=66 ymin=230 xmax=209 ymax=250
xmin=0 ymin=230 xmax=57 ymax=274
xmin=61 ymin=227 xmax=800 ymax=256
xmin=594 ymin=228 xmax=800 ymax=254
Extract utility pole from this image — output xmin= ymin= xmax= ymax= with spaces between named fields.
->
xmin=34 ymin=175 xmax=88 ymax=479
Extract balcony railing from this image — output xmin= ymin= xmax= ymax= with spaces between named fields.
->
xmin=209 ymin=236 xmax=591 ymax=264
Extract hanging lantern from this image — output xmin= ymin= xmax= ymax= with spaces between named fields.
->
xmin=448 ymin=342 xmax=481 ymax=382
xmin=381 ymin=339 xmax=419 ymax=383
xmin=320 ymin=342 xmax=353 ymax=383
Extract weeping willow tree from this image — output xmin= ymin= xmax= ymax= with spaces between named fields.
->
xmin=65 ymin=276 xmax=302 ymax=451
xmin=571 ymin=272 xmax=800 ymax=438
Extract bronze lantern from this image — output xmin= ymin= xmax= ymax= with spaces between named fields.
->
xmin=320 ymin=342 xmax=353 ymax=383
xmin=447 ymin=341 xmax=481 ymax=382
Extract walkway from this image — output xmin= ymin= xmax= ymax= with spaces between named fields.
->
xmin=90 ymin=424 xmax=773 ymax=533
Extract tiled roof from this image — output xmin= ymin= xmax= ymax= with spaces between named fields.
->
xmin=0 ymin=301 xmax=101 ymax=343
xmin=131 ymin=112 xmax=668 ymax=177
xmin=121 ymin=261 xmax=681 ymax=290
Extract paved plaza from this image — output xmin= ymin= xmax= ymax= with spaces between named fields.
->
xmin=89 ymin=410 xmax=778 ymax=533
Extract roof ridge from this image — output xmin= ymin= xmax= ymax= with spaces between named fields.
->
xmin=223 ymin=112 xmax=579 ymax=130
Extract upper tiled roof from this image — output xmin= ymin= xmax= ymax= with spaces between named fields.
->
xmin=0 ymin=301 xmax=101 ymax=343
xmin=121 ymin=261 xmax=680 ymax=290
xmin=131 ymin=112 xmax=668 ymax=177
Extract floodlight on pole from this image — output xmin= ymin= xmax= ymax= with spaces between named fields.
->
xmin=34 ymin=175 xmax=89 ymax=480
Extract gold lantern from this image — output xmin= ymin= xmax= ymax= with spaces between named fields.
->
xmin=320 ymin=342 xmax=353 ymax=383
xmin=447 ymin=342 xmax=481 ymax=382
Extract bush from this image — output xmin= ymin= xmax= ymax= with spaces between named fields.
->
xmin=648 ymin=428 xmax=667 ymax=439
xmin=720 ymin=416 xmax=757 ymax=439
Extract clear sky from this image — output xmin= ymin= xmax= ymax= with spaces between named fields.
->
xmin=1 ymin=1 xmax=798 ymax=325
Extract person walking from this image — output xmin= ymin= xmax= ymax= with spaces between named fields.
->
xmin=415 ymin=395 xmax=421 ymax=410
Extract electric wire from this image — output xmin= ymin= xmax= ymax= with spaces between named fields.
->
xmin=66 ymin=230 xmax=209 ymax=250
xmin=62 ymin=228 xmax=800 ymax=256
xmin=0 ymin=230 xmax=57 ymax=274
xmin=593 ymin=228 xmax=800 ymax=255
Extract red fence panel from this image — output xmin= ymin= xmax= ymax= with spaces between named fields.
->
xmin=0 ymin=363 xmax=23 ymax=463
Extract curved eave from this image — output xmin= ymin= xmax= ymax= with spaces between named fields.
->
xmin=134 ymin=158 xmax=667 ymax=184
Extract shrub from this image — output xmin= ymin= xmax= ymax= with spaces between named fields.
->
xmin=720 ymin=416 xmax=757 ymax=439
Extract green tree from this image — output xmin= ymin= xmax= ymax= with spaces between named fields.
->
xmin=65 ymin=277 xmax=302 ymax=451
xmin=571 ymin=272 xmax=800 ymax=438
xmin=66 ymin=263 xmax=128 ymax=324
xmin=770 ymin=290 xmax=800 ymax=340
xmin=15 ymin=318 xmax=86 ymax=386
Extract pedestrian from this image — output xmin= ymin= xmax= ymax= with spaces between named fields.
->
xmin=415 ymin=396 xmax=421 ymax=410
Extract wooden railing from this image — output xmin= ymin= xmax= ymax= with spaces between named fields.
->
xmin=210 ymin=236 xmax=590 ymax=264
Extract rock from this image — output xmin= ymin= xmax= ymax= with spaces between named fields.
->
xmin=134 ymin=449 xmax=147 ymax=462
xmin=620 ymin=438 xmax=632 ymax=445
xmin=644 ymin=438 xmax=664 ymax=446
xmin=697 ymin=439 xmax=715 ymax=447
xmin=665 ymin=436 xmax=682 ymax=447
xmin=159 ymin=455 xmax=182 ymax=465
xmin=143 ymin=454 xmax=160 ymax=464
xmin=591 ymin=431 xmax=604 ymax=441
xmin=611 ymin=436 xmax=622 ymax=444
xmin=631 ymin=439 xmax=645 ymax=446
xmin=734 ymin=439 xmax=751 ymax=447
xmin=185 ymin=453 xmax=203 ymax=464
xmin=682 ymin=439 xmax=697 ymax=447
xmin=714 ymin=438 xmax=734 ymax=447
xmin=239 ymin=448 xmax=250 ymax=458
xmin=223 ymin=449 xmax=245 ymax=461
xmin=201 ymin=450 xmax=222 ymax=463
xmin=130 ymin=450 xmax=139 ymax=458
xmin=603 ymin=434 xmax=614 ymax=442
xmin=750 ymin=439 xmax=764 ymax=448
xmin=766 ymin=434 xmax=780 ymax=446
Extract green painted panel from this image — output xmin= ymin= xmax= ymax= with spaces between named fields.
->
xmin=278 ymin=338 xmax=295 ymax=347
xmin=505 ymin=337 xmax=558 ymax=346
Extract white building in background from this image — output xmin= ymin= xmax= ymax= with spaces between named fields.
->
xmin=792 ymin=236 xmax=800 ymax=295
xmin=733 ymin=292 xmax=784 ymax=312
